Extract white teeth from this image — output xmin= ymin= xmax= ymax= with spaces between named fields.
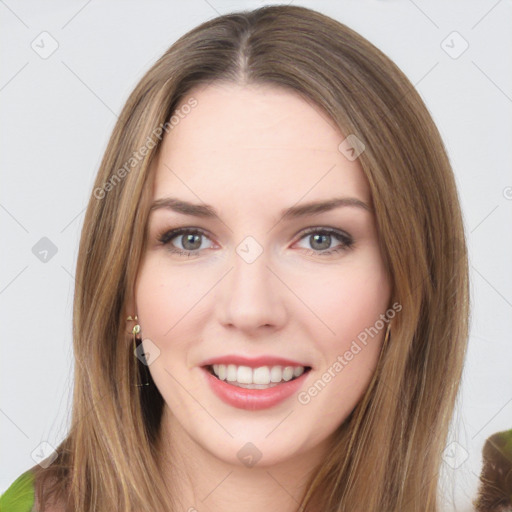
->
xmin=270 ymin=366 xmax=282 ymax=383
xmin=210 ymin=364 xmax=307 ymax=385
xmin=253 ymin=366 xmax=270 ymax=385
xmin=293 ymin=367 xmax=304 ymax=378
xmin=226 ymin=364 xmax=237 ymax=382
xmin=282 ymin=367 xmax=294 ymax=381
xmin=237 ymin=366 xmax=252 ymax=384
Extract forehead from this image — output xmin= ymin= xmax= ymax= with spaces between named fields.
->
xmin=151 ymin=82 xmax=370 ymax=207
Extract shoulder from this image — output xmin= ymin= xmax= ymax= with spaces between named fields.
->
xmin=0 ymin=470 xmax=66 ymax=512
xmin=0 ymin=470 xmax=35 ymax=511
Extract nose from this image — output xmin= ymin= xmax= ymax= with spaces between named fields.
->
xmin=218 ymin=244 xmax=287 ymax=333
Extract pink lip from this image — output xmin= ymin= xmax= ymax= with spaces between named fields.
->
xmin=201 ymin=366 xmax=310 ymax=411
xmin=199 ymin=354 xmax=311 ymax=368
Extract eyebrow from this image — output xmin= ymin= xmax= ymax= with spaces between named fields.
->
xmin=149 ymin=196 xmax=372 ymax=219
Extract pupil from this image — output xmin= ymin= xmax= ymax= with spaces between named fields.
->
xmin=183 ymin=233 xmax=201 ymax=250
xmin=311 ymin=234 xmax=330 ymax=250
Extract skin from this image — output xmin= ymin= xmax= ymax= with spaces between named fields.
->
xmin=127 ymin=82 xmax=392 ymax=511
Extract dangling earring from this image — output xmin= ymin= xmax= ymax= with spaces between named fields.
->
xmin=127 ymin=315 xmax=150 ymax=387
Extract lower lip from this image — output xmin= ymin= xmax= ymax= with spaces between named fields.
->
xmin=201 ymin=367 xmax=310 ymax=411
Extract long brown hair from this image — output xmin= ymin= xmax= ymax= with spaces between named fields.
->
xmin=33 ymin=5 xmax=470 ymax=511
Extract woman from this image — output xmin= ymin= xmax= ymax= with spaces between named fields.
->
xmin=1 ymin=4 xmax=470 ymax=511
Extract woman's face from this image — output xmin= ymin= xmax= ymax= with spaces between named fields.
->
xmin=132 ymin=82 xmax=392 ymax=467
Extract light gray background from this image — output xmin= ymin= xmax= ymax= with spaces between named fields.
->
xmin=1 ymin=1 xmax=511 ymax=510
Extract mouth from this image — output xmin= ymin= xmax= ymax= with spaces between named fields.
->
xmin=203 ymin=363 xmax=312 ymax=390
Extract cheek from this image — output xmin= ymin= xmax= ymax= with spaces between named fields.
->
xmin=134 ymin=260 xmax=205 ymax=406
xmin=134 ymin=258 xmax=204 ymax=341
xmin=294 ymin=253 xmax=390 ymax=411
xmin=297 ymin=257 xmax=390 ymax=422
xmin=293 ymin=253 xmax=390 ymax=346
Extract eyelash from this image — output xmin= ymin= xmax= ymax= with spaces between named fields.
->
xmin=156 ymin=226 xmax=354 ymax=258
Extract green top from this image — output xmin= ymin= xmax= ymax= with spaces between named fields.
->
xmin=0 ymin=471 xmax=35 ymax=512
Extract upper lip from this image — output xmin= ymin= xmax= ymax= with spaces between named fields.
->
xmin=200 ymin=355 xmax=312 ymax=369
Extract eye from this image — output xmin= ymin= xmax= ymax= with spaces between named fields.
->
xmin=295 ymin=227 xmax=354 ymax=256
xmin=157 ymin=226 xmax=354 ymax=258
xmin=157 ymin=227 xmax=214 ymax=257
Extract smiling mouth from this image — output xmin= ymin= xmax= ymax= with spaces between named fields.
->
xmin=204 ymin=364 xmax=312 ymax=389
